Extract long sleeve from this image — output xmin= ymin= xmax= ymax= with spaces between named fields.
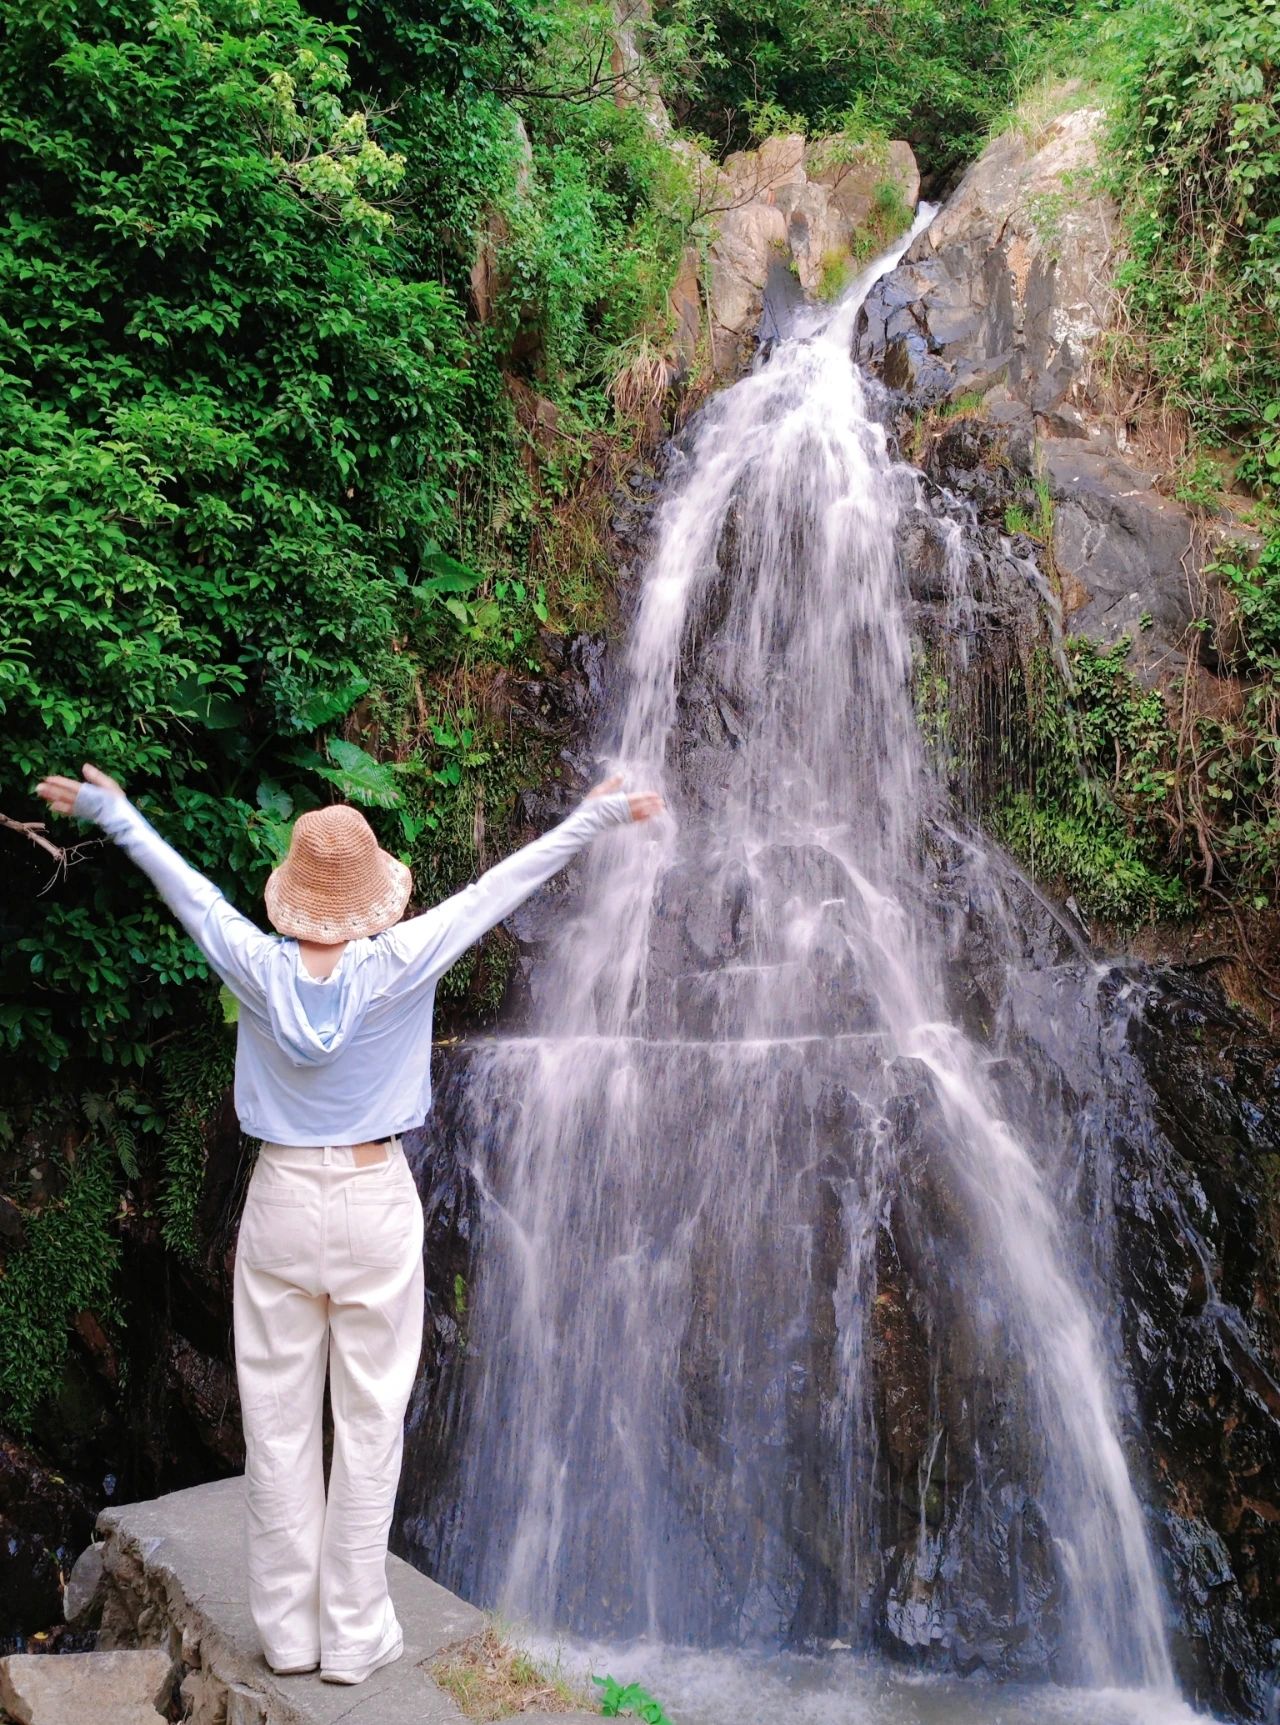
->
xmin=73 ymin=785 xmax=276 ymax=1004
xmin=384 ymin=790 xmax=633 ymax=985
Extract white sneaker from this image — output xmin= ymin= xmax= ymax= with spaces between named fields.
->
xmin=320 ymin=1616 xmax=404 ymax=1686
xmin=269 ymin=1659 xmax=319 ymax=1676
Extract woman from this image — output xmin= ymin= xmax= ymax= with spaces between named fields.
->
xmin=36 ymin=762 xmax=661 ymax=1685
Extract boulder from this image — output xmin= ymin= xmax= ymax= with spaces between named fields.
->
xmin=856 ymin=90 xmax=1115 ymax=416
xmin=859 ymin=88 xmax=1266 ymax=682
xmin=704 ymin=133 xmax=920 ymax=375
xmin=93 ymin=1476 xmax=484 ymax=1725
xmin=0 ymin=1648 xmax=173 ymax=1725
xmin=1042 ymin=440 xmax=1197 ymax=669
xmin=62 ymin=1539 xmax=105 ymax=1629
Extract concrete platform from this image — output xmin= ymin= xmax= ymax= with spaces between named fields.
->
xmin=68 ymin=1476 xmax=595 ymax=1725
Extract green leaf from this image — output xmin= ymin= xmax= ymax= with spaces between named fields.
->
xmin=219 ymin=986 xmax=240 ymax=1027
xmin=291 ymin=676 xmax=370 ymax=733
xmin=423 ymin=548 xmax=483 ymax=585
xmin=169 ymin=676 xmax=245 ymax=731
xmin=411 ymin=554 xmax=484 ymax=604
xmin=399 ymin=808 xmax=427 ymax=846
xmin=316 ymin=739 xmax=401 ymax=808
xmin=256 ymin=779 xmax=293 ymax=821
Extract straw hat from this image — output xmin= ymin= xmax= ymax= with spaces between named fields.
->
xmin=264 ymin=805 xmax=412 ymax=942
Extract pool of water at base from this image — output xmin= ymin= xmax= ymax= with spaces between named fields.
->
xmin=524 ymin=1638 xmax=1219 ymax=1725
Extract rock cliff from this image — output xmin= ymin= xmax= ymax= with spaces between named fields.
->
xmin=856 ymin=89 xmax=1256 ymax=681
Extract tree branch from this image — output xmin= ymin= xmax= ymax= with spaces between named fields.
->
xmin=0 ymin=813 xmax=64 ymax=862
xmin=1 ymin=813 xmax=101 ymax=892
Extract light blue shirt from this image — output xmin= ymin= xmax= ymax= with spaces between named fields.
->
xmin=74 ymin=784 xmax=632 ymax=1145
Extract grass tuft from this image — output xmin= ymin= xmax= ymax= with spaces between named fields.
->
xmin=430 ymin=1626 xmax=594 ymax=1721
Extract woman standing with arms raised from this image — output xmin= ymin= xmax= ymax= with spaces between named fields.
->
xmin=37 ymin=762 xmax=661 ymax=1686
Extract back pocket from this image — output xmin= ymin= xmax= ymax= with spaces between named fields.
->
xmin=239 ymin=1190 xmax=305 ymax=1270
xmin=346 ymin=1185 xmax=415 ymax=1269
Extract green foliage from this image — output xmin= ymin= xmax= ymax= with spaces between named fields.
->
xmin=0 ymin=1134 xmax=119 ymax=1434
xmin=968 ymin=0 xmax=1280 ymax=911
xmin=405 ymin=712 xmax=538 ymax=1016
xmin=654 ymin=0 xmax=1071 ymax=171
xmin=593 ymin=1675 xmax=675 ymax=1725
xmin=0 ymin=0 xmax=692 ymax=1433
xmin=1098 ymin=0 xmax=1280 ymax=490
xmin=815 ymin=249 xmax=851 ymax=302
xmin=503 ymin=98 xmax=694 ymax=404
xmin=0 ymin=0 xmax=477 ymax=1072
xmin=850 ymin=179 xmax=914 ymax=263
xmin=1 ymin=0 xmax=692 ymax=1075
xmin=1068 ymin=0 xmax=1280 ymax=899
xmin=940 ymin=392 xmax=988 ymax=422
xmin=154 ymin=1014 xmax=237 ymax=1261
xmin=994 ymin=639 xmax=1189 ymax=924
xmin=999 ymin=792 xmax=1185 ymax=922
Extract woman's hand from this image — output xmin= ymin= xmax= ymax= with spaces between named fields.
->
xmin=586 ymin=772 xmax=664 ymax=824
xmin=36 ymin=762 xmax=124 ymax=817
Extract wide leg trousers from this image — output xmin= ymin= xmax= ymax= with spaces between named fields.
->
xmin=232 ymin=1139 xmax=424 ymax=1674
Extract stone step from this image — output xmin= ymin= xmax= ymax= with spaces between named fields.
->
xmin=80 ymin=1476 xmax=490 ymax=1725
xmin=0 ymin=1646 xmax=172 ymax=1724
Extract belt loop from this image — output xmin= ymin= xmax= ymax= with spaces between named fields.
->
xmin=323 ymin=1144 xmax=332 ymax=1167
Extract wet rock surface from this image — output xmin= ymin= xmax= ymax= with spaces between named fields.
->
xmin=853 ymin=137 xmax=1280 ymax=1713
xmin=935 ymin=846 xmax=1280 ymax=1718
xmin=406 ymin=771 xmax=1280 ymax=1718
xmin=1122 ymin=982 xmax=1280 ymax=1721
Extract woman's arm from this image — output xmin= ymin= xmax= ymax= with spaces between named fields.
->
xmin=385 ymin=779 xmax=661 ymax=986
xmin=36 ymin=765 xmax=275 ymax=1003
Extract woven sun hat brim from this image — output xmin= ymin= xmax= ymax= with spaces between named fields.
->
xmin=265 ymin=850 xmax=413 ymax=942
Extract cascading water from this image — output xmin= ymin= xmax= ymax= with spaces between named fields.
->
xmin=402 ymin=214 xmax=1206 ymax=1718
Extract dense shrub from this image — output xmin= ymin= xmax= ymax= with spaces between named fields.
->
xmin=0 ymin=0 xmax=479 ymax=1074
xmin=0 ymin=0 xmax=694 ymax=1432
xmin=1103 ymin=0 xmax=1280 ymax=488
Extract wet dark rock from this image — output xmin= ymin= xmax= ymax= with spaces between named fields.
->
xmin=609 ymin=473 xmax=661 ymax=553
xmin=1042 ymin=440 xmax=1197 ymax=666
xmin=897 ymin=507 xmax=950 ymax=603
xmin=0 ymin=1437 xmax=96 ymax=1650
xmin=400 ymin=602 xmax=1280 ymax=1718
xmin=1118 ymin=979 xmax=1280 ymax=1719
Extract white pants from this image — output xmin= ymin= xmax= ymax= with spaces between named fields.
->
xmin=232 ymin=1140 xmax=425 ymax=1673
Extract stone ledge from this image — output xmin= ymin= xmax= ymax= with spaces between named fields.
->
xmin=92 ymin=1476 xmax=489 ymax=1724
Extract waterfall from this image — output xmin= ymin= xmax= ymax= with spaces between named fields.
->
xmin=405 ymin=211 xmax=1181 ymax=1700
